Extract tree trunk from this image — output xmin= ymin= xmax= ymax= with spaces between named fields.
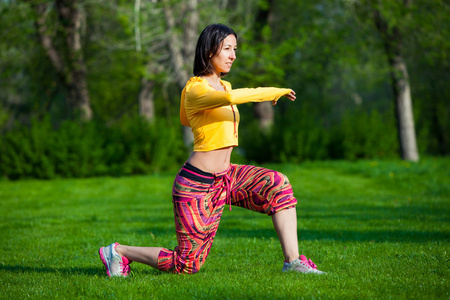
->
xmin=390 ymin=54 xmax=419 ymax=161
xmin=163 ymin=0 xmax=198 ymax=148
xmin=254 ymin=102 xmax=274 ymax=130
xmin=33 ymin=1 xmax=92 ymax=121
xmin=138 ymin=78 xmax=155 ymax=122
xmin=182 ymin=0 xmax=198 ymax=65
xmin=253 ymin=0 xmax=275 ymax=132
xmin=373 ymin=4 xmax=419 ymax=161
xmin=56 ymin=0 xmax=92 ymax=121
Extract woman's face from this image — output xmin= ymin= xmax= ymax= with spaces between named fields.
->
xmin=210 ymin=34 xmax=237 ymax=75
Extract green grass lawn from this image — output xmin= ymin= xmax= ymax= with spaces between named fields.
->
xmin=1 ymin=158 xmax=449 ymax=299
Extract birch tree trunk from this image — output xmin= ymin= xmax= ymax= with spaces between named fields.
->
xmin=163 ymin=0 xmax=198 ymax=147
xmin=34 ymin=1 xmax=92 ymax=121
xmin=138 ymin=78 xmax=155 ymax=122
xmin=134 ymin=0 xmax=155 ymax=122
xmin=254 ymin=102 xmax=274 ymax=130
xmin=373 ymin=1 xmax=419 ymax=161
xmin=253 ymin=0 xmax=275 ymax=132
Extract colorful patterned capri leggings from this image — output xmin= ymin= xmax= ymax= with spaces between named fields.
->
xmin=157 ymin=162 xmax=297 ymax=274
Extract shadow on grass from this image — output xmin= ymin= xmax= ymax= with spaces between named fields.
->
xmin=297 ymin=229 xmax=450 ymax=243
xmin=113 ymin=200 xmax=450 ymax=245
xmin=215 ymin=226 xmax=450 ymax=243
xmin=0 ymin=264 xmax=167 ymax=277
xmin=299 ymin=204 xmax=449 ymax=223
xmin=137 ymin=221 xmax=450 ymax=243
xmin=0 ymin=265 xmax=103 ymax=276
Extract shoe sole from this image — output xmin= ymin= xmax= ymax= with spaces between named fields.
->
xmin=98 ymin=247 xmax=112 ymax=277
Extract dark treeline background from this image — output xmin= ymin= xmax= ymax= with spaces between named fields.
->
xmin=0 ymin=0 xmax=448 ymax=179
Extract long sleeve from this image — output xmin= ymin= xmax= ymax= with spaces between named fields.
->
xmin=185 ymin=81 xmax=291 ymax=113
xmin=179 ymin=77 xmax=291 ymax=151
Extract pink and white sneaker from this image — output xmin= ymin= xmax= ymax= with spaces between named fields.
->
xmin=282 ymin=255 xmax=326 ymax=274
xmin=99 ymin=242 xmax=131 ymax=277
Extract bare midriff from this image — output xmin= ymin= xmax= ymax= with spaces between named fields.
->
xmin=187 ymin=146 xmax=234 ymax=173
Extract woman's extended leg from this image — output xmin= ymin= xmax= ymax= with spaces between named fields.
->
xmin=99 ymin=164 xmax=227 ymax=276
xmin=271 ymin=208 xmax=299 ymax=263
xmin=115 ymin=245 xmax=163 ymax=268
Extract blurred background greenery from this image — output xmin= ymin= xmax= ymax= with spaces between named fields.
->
xmin=0 ymin=0 xmax=448 ymax=179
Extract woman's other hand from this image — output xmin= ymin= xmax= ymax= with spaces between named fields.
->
xmin=284 ymin=90 xmax=296 ymax=101
xmin=273 ymin=89 xmax=296 ymax=105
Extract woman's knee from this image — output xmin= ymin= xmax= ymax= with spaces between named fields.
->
xmin=157 ymin=248 xmax=205 ymax=274
xmin=264 ymin=170 xmax=293 ymax=196
xmin=263 ymin=169 xmax=291 ymax=188
xmin=265 ymin=171 xmax=297 ymax=215
xmin=175 ymin=253 xmax=205 ymax=274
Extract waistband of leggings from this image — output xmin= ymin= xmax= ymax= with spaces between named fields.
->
xmin=179 ymin=162 xmax=215 ymax=184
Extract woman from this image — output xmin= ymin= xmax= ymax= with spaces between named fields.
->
xmin=99 ymin=24 xmax=325 ymax=276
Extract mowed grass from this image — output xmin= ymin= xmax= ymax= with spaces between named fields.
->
xmin=0 ymin=158 xmax=448 ymax=299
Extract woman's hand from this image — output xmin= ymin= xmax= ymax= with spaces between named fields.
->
xmin=273 ymin=89 xmax=296 ymax=105
xmin=284 ymin=89 xmax=296 ymax=101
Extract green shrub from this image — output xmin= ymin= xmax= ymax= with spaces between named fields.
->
xmin=0 ymin=117 xmax=187 ymax=180
xmin=0 ymin=108 xmax=404 ymax=180
xmin=239 ymin=108 xmax=399 ymax=163
xmin=239 ymin=115 xmax=330 ymax=164
xmin=339 ymin=109 xmax=398 ymax=160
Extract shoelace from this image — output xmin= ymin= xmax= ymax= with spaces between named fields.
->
xmin=120 ymin=256 xmax=131 ymax=276
xmin=120 ymin=261 xmax=130 ymax=276
xmin=300 ymin=255 xmax=318 ymax=270
xmin=212 ymin=173 xmax=232 ymax=210
xmin=307 ymin=259 xmax=318 ymax=269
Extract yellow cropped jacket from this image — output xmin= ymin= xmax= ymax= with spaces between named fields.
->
xmin=180 ymin=77 xmax=291 ymax=151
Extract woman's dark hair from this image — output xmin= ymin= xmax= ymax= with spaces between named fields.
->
xmin=193 ymin=24 xmax=237 ymax=77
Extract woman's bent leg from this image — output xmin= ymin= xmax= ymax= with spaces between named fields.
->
xmin=229 ymin=164 xmax=299 ymax=262
xmin=272 ymin=208 xmax=299 ymax=262
xmin=229 ymin=164 xmax=297 ymax=215
xmin=228 ymin=164 xmax=325 ymax=273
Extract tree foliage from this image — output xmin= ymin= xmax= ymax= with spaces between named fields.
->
xmin=0 ymin=0 xmax=448 ymax=179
